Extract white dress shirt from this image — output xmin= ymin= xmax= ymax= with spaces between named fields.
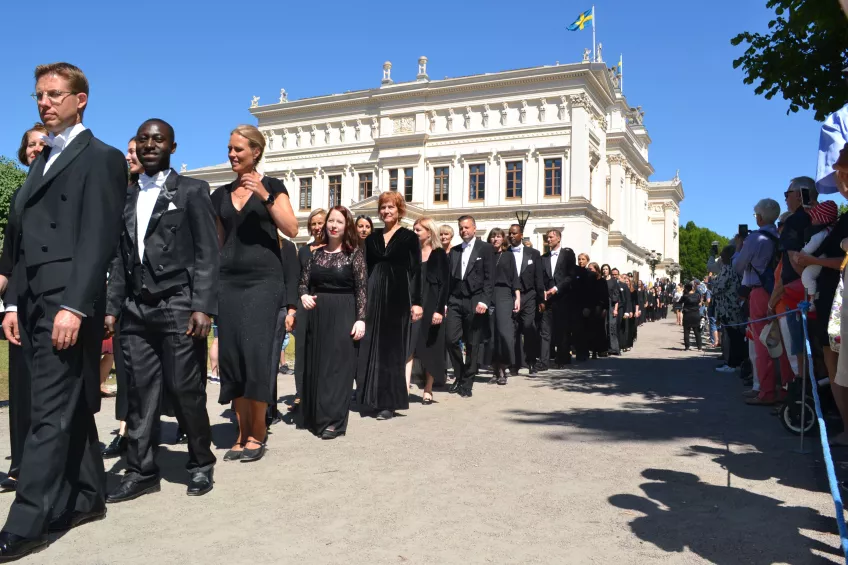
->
xmin=460 ymin=240 xmax=473 ymax=279
xmin=511 ymin=245 xmax=523 ymax=273
xmin=137 ymin=170 xmax=171 ymax=259
xmin=549 ymin=246 xmax=561 ymax=293
xmin=43 ymin=123 xmax=87 ymax=175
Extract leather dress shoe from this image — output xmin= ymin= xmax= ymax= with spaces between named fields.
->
xmin=187 ymin=470 xmax=213 ymax=496
xmin=533 ymin=363 xmax=548 ymax=372
xmin=0 ymin=477 xmax=16 ymax=492
xmin=448 ymin=381 xmax=461 ymax=394
xmin=0 ymin=531 xmax=47 ymax=562
xmin=48 ymin=505 xmax=106 ymax=533
xmin=528 ymin=364 xmax=538 ymax=376
xmin=175 ymin=427 xmax=187 ymax=445
xmin=459 ymin=388 xmax=473 ymax=398
xmin=101 ymin=434 xmax=127 ymax=459
xmin=106 ymin=477 xmax=160 ymax=504
xmin=497 ymin=375 xmax=507 ymax=386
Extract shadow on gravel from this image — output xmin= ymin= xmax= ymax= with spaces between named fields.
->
xmin=610 ymin=468 xmax=840 ymax=564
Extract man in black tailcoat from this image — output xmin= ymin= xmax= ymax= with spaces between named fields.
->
xmin=0 ymin=63 xmax=127 ymax=561
xmin=104 ymin=119 xmax=218 ymax=503
xmin=537 ymin=229 xmax=577 ymax=370
xmin=446 ymin=215 xmax=494 ymax=398
xmin=507 ymin=224 xmax=544 ymax=376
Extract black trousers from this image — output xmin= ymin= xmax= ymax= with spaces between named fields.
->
xmin=5 ymin=290 xmax=105 ymax=539
xmin=119 ymin=293 xmax=215 ymax=481
xmin=683 ymin=321 xmax=702 ymax=350
xmin=607 ymin=307 xmax=621 ymax=354
xmin=446 ymin=295 xmax=487 ymax=391
xmin=512 ymin=291 xmax=539 ymax=369
xmin=539 ymin=298 xmax=569 ymax=366
xmin=6 ymin=342 xmax=27 ymax=480
xmin=568 ymin=303 xmax=589 ymax=360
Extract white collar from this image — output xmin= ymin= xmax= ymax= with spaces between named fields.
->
xmin=550 ymin=247 xmax=560 ymax=255
xmin=45 ymin=123 xmax=87 ymax=151
xmin=511 ymin=246 xmax=522 ymax=252
xmin=462 ymin=240 xmax=474 ymax=249
xmin=139 ymin=169 xmax=171 ymax=189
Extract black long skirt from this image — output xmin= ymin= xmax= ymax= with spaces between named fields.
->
xmin=491 ymin=286 xmax=515 ymax=366
xmin=218 ymin=275 xmax=283 ymax=405
xmin=413 ymin=314 xmax=446 ymax=385
xmin=301 ymin=292 xmax=358 ymax=436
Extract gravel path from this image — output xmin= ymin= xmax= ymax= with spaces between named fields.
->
xmin=0 ymin=319 xmax=843 ymax=564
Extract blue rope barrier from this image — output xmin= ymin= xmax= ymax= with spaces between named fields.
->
xmin=797 ymin=303 xmax=848 ymax=562
xmin=720 ymin=307 xmax=803 ymax=328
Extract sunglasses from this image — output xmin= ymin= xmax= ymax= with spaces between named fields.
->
xmin=784 ymin=190 xmax=799 ymax=197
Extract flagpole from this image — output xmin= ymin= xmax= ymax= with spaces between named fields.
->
xmin=592 ymin=5 xmax=596 ymax=61
xmin=620 ymin=54 xmax=624 ymax=92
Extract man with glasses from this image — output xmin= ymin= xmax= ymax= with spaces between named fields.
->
xmin=0 ymin=63 xmax=126 ymax=560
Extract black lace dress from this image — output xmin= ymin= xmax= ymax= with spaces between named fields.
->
xmin=298 ymin=247 xmax=367 ymax=436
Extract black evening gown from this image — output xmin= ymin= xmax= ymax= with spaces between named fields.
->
xmin=357 ymin=227 xmax=422 ymax=412
xmin=491 ymin=251 xmax=518 ymax=366
xmin=211 ymin=177 xmax=287 ymax=405
xmin=294 ymin=243 xmax=322 ymax=401
xmin=587 ymin=277 xmax=609 ymax=354
xmin=298 ymin=247 xmax=367 ymax=436
xmin=413 ymin=247 xmax=450 ymax=384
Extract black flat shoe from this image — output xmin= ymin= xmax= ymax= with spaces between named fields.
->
xmin=321 ymin=428 xmax=345 ymax=440
xmin=0 ymin=477 xmax=16 ymax=492
xmin=187 ymin=470 xmax=213 ymax=496
xmin=240 ymin=439 xmax=266 ymax=463
xmin=106 ymin=477 xmax=161 ymax=504
xmin=497 ymin=375 xmax=507 ymax=386
xmin=448 ymin=382 xmax=461 ymax=394
xmin=48 ymin=504 xmax=106 ymax=533
xmin=101 ymin=434 xmax=127 ymax=459
xmin=223 ymin=444 xmax=244 ymax=462
xmin=0 ymin=531 xmax=47 ymax=562
xmin=376 ymin=409 xmax=394 ymax=420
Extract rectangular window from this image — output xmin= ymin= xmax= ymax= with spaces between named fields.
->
xmin=358 ymin=173 xmax=373 ymax=201
xmin=404 ymin=167 xmax=413 ymax=202
xmin=433 ymin=166 xmax=449 ymax=202
xmin=389 ymin=169 xmax=398 ymax=192
xmin=299 ymin=178 xmax=312 ymax=210
xmin=505 ymin=161 xmax=523 ymax=199
xmin=328 ymin=175 xmax=341 ymax=208
xmin=469 ymin=164 xmax=485 ymax=201
xmin=544 ymin=158 xmax=562 ymax=196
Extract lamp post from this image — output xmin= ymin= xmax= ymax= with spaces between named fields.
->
xmin=515 ymin=210 xmax=531 ymax=232
xmin=667 ymin=262 xmax=680 ymax=281
xmin=646 ymin=249 xmax=662 ymax=280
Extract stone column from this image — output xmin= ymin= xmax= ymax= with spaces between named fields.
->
xmin=568 ymin=94 xmax=592 ymax=201
xmin=664 ymin=204 xmax=676 ymax=260
xmin=629 ymin=172 xmax=638 ymax=242
xmin=607 ymin=156 xmax=624 ymax=233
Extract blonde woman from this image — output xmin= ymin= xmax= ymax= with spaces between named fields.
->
xmin=439 ymin=224 xmax=454 ymax=253
xmin=412 ymin=218 xmax=450 ymax=403
xmin=211 ymin=124 xmax=298 ymax=462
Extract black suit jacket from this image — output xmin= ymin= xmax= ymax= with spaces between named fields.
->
xmin=449 ymin=238 xmax=494 ymax=307
xmin=0 ymin=189 xmax=24 ymax=308
xmin=541 ymin=246 xmax=577 ymax=302
xmin=107 ymin=169 xmax=218 ymax=317
xmin=11 ymin=129 xmax=126 ymax=316
xmin=514 ymin=246 xmax=545 ymax=299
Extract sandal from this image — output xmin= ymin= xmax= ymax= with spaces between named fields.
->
xmin=422 ymin=392 xmax=433 ymax=405
xmin=223 ymin=443 xmax=244 ymax=461
xmin=241 ymin=438 xmax=266 ymax=463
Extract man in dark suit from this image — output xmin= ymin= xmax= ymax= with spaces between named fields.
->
xmin=104 ymin=119 xmax=218 ymax=503
xmin=507 ymin=224 xmax=544 ymax=376
xmin=446 ymin=215 xmax=494 ymax=397
xmin=537 ymin=229 xmax=577 ymax=370
xmin=0 ymin=63 xmax=127 ymax=560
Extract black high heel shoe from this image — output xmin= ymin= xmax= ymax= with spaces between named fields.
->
xmin=321 ymin=428 xmax=345 ymax=440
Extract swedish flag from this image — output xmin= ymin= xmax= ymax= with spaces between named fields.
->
xmin=567 ymin=8 xmax=594 ymax=31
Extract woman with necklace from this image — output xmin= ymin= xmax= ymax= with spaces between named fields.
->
xmin=211 ymin=125 xmax=298 ymax=463
xmin=357 ymin=191 xmax=423 ymax=420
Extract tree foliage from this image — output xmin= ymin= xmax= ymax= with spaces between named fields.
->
xmin=679 ymin=221 xmax=729 ymax=282
xmin=0 ymin=157 xmax=25 ymax=246
xmin=731 ymin=0 xmax=848 ymax=121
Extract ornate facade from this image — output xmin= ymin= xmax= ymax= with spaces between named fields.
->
xmin=186 ymin=56 xmax=684 ymax=280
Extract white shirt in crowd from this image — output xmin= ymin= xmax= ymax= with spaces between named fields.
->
xmin=460 ymin=239 xmax=473 ymax=279
xmin=549 ymin=246 xmax=561 ymax=293
xmin=511 ymin=245 xmax=523 ymax=273
xmin=137 ymin=170 xmax=171 ymax=259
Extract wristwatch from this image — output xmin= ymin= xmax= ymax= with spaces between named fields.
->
xmin=263 ymin=191 xmax=276 ymax=206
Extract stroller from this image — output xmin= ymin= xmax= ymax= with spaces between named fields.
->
xmin=778 ymin=375 xmax=837 ymax=435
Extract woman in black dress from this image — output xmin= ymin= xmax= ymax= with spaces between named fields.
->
xmin=586 ymin=262 xmax=609 ymax=359
xmin=357 ymin=191 xmax=423 ymax=421
xmin=299 ymin=206 xmax=366 ymax=439
xmin=0 ymin=123 xmax=47 ymax=491
xmin=601 ymin=264 xmax=620 ymax=356
xmin=356 ymin=215 xmax=373 ymax=242
xmin=488 ymin=228 xmax=520 ymax=386
xmin=291 ymin=208 xmax=326 ymax=413
xmin=211 ymin=125 xmax=298 ymax=463
xmin=676 ymin=283 xmax=703 ymax=350
xmin=412 ymin=217 xmax=449 ymax=404
xmin=619 ymin=275 xmax=635 ymax=352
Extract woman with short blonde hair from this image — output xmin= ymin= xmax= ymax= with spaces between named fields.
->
xmin=439 ymin=224 xmax=454 ymax=252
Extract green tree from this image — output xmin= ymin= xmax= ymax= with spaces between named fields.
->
xmin=0 ymin=157 xmax=26 ymax=247
xmin=679 ymin=221 xmax=729 ymax=282
xmin=731 ymin=0 xmax=848 ymax=121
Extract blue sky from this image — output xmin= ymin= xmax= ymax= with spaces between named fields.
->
xmin=0 ymin=0 xmax=823 ymax=238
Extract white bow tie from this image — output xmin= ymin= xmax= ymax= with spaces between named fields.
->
xmin=511 ymin=247 xmax=521 ymax=253
xmin=43 ymin=134 xmax=65 ymax=150
xmin=551 ymin=251 xmax=559 ymax=256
